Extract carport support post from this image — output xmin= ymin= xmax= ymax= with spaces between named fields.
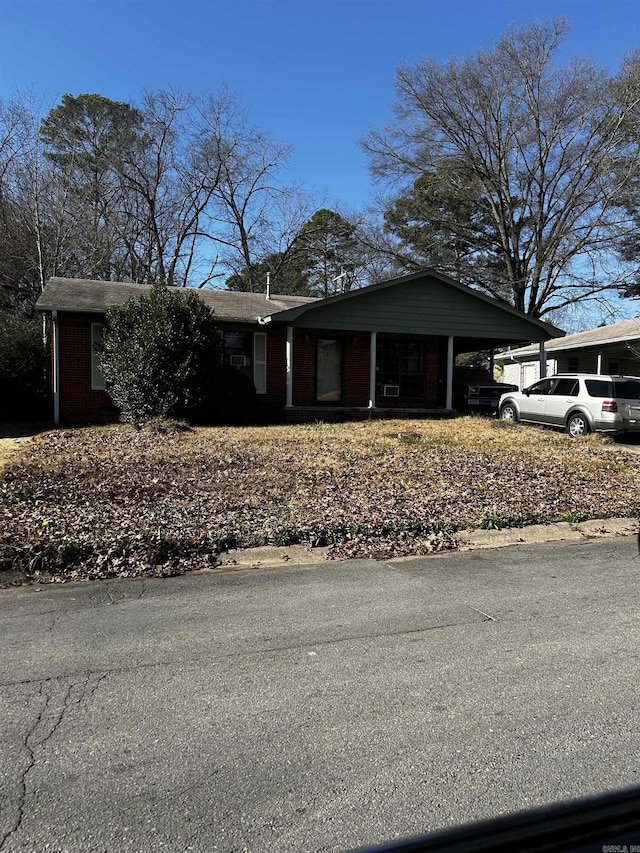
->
xmin=539 ymin=342 xmax=547 ymax=379
xmin=285 ymin=325 xmax=293 ymax=408
xmin=597 ymin=352 xmax=603 ymax=375
xmin=446 ymin=335 xmax=454 ymax=409
xmin=369 ymin=331 xmax=377 ymax=410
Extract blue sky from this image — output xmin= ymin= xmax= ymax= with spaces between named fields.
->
xmin=1 ymin=0 xmax=638 ymax=211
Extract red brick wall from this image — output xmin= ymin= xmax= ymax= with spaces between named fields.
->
xmin=287 ymin=332 xmax=441 ymax=410
xmin=57 ymin=313 xmax=118 ymax=424
xmin=55 ymin=318 xmax=290 ymax=423
xmin=54 ymin=315 xmax=442 ymax=424
xmin=292 ymin=331 xmax=316 ymax=406
xmin=290 ymin=332 xmax=370 ymax=408
xmin=344 ymin=335 xmax=370 ymax=406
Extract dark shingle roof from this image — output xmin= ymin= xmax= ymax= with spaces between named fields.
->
xmin=495 ymin=316 xmax=640 ymax=359
xmin=35 ymin=278 xmax=318 ymax=323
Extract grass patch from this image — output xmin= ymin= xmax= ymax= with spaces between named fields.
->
xmin=1 ymin=417 xmax=639 ymax=585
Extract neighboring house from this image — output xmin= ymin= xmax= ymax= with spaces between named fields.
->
xmin=35 ymin=270 xmax=562 ymax=425
xmin=496 ymin=316 xmax=640 ymax=389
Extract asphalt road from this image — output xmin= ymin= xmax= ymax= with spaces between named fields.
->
xmin=1 ymin=536 xmax=639 ymax=853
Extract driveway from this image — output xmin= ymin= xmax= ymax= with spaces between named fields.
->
xmin=1 ymin=535 xmax=639 ymax=852
xmin=0 ymin=423 xmax=52 ymax=471
xmin=615 ymin=432 xmax=640 ymax=454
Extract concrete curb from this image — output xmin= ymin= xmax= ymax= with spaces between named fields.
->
xmin=455 ymin=517 xmax=638 ymax=551
xmin=216 ymin=544 xmax=331 ymax=571
xmin=213 ymin=518 xmax=639 ymax=570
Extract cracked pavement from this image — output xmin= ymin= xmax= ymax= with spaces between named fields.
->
xmin=1 ymin=536 xmax=639 ymax=852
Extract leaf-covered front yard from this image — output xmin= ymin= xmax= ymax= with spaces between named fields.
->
xmin=2 ymin=418 xmax=639 ymax=585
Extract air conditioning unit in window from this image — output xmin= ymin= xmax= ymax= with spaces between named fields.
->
xmin=230 ymin=355 xmax=249 ymax=367
xmin=382 ymin=385 xmax=400 ymax=397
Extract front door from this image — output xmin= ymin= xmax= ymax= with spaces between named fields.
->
xmin=316 ymin=338 xmax=343 ymax=402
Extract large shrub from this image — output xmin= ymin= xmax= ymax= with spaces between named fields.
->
xmin=0 ymin=313 xmax=49 ymax=421
xmin=101 ymin=285 xmax=220 ymax=423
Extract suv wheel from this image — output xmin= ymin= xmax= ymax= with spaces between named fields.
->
xmin=566 ymin=412 xmax=590 ymax=437
xmin=500 ymin=402 xmax=518 ymax=423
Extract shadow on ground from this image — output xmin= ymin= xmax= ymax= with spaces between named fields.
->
xmin=0 ymin=422 xmax=53 ymax=439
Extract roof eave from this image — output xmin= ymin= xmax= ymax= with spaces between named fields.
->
xmin=496 ymin=331 xmax=640 ymax=360
xmin=35 ymin=303 xmax=105 ymax=314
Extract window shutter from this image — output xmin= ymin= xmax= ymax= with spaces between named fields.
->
xmin=91 ymin=324 xmax=107 ymax=390
xmin=254 ymin=333 xmax=267 ymax=394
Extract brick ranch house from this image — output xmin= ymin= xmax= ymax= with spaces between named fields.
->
xmin=35 ymin=270 xmax=562 ymax=425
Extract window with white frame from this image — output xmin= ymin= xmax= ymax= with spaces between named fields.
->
xmin=91 ymin=323 xmax=107 ymax=390
xmin=218 ymin=330 xmax=266 ymax=393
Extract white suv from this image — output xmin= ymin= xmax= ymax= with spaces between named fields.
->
xmin=498 ymin=374 xmax=640 ymax=436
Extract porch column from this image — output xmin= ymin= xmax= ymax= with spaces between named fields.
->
xmin=52 ymin=310 xmax=60 ymax=425
xmin=369 ymin=331 xmax=377 ymax=409
xmin=596 ymin=352 xmax=603 ymax=375
xmin=446 ymin=335 xmax=454 ymax=410
xmin=285 ymin=325 xmax=294 ymax=408
xmin=539 ymin=342 xmax=547 ymax=379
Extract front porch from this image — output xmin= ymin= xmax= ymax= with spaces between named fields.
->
xmin=280 ymin=326 xmax=550 ymax=417
xmin=283 ymin=405 xmax=458 ymax=424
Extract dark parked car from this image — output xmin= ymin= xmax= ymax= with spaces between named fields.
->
xmin=452 ymin=367 xmax=518 ymax=413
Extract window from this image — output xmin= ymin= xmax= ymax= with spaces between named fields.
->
xmin=377 ymin=340 xmax=425 ymax=397
xmin=608 ymin=361 xmax=620 ymax=375
xmin=220 ymin=330 xmax=267 ymax=393
xmin=527 ymin=378 xmax=554 ymax=395
xmin=585 ymin=379 xmax=614 ymax=398
xmin=567 ymin=357 xmax=579 ymax=371
xmin=222 ymin=331 xmax=252 ymax=367
xmin=551 ymin=378 xmax=579 ymax=396
xmin=91 ymin=323 xmax=106 ymax=390
xmin=613 ymin=379 xmax=640 ymax=400
xmin=317 ymin=338 xmax=342 ymax=402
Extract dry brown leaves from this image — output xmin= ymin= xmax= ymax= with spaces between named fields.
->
xmin=2 ymin=417 xmax=639 ymax=585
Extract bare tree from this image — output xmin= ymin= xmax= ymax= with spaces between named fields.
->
xmin=197 ymin=90 xmax=314 ymax=289
xmin=2 ymin=86 xmax=321 ymax=297
xmin=118 ymin=87 xmax=314 ymax=289
xmin=362 ymin=21 xmax=640 ymax=318
xmin=612 ymin=49 xmax=640 ymax=298
xmin=0 ymin=93 xmax=61 ymax=309
xmin=114 ymin=88 xmax=226 ymax=287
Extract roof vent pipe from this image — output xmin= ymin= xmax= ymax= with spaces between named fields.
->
xmin=333 ymin=267 xmax=347 ymax=293
xmin=266 ymin=271 xmax=271 ymax=301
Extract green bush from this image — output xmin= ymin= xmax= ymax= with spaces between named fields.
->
xmin=101 ymin=285 xmax=220 ymax=423
xmin=0 ymin=313 xmax=49 ymax=421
